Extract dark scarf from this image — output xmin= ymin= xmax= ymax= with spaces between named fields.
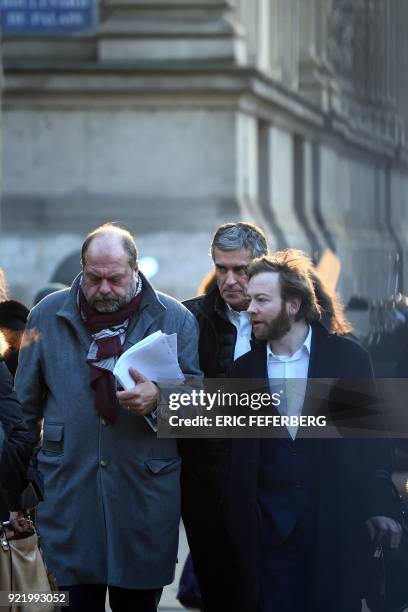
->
xmin=79 ymin=288 xmax=143 ymax=423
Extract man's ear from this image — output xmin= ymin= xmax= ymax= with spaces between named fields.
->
xmin=287 ymin=297 xmax=301 ymax=317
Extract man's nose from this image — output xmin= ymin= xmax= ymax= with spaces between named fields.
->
xmin=224 ymin=271 xmax=237 ymax=286
xmin=99 ymin=279 xmax=112 ymax=295
xmin=247 ymin=300 xmax=256 ymax=314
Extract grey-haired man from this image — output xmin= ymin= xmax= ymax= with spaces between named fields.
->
xmin=181 ymin=222 xmax=268 ymax=612
xmin=185 ymin=222 xmax=268 ymax=377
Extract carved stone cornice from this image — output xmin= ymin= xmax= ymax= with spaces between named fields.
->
xmin=97 ymin=0 xmax=246 ymax=63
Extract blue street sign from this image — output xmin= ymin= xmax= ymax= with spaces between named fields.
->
xmin=1 ymin=0 xmax=96 ymax=34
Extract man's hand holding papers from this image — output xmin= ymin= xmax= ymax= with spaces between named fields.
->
xmin=116 ymin=367 xmax=160 ymax=416
xmin=113 ymin=330 xmax=185 ymax=422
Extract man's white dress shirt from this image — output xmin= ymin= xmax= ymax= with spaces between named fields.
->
xmin=267 ymin=326 xmax=312 ymax=439
xmin=226 ymin=303 xmax=252 ymax=360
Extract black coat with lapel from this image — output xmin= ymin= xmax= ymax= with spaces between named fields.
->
xmin=225 ymin=322 xmax=397 ymax=612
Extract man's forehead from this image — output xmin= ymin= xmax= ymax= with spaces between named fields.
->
xmin=85 ymin=263 xmax=129 ymax=275
xmin=84 ymin=235 xmax=128 ymax=265
xmin=247 ymin=271 xmax=280 ymax=294
xmin=213 ymin=247 xmax=252 ymax=266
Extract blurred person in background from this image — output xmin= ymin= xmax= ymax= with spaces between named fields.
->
xmin=32 ymin=283 xmax=68 ymax=307
xmin=0 ymin=330 xmax=32 ymax=523
xmin=309 ymin=268 xmax=353 ymax=336
xmin=0 ymin=269 xmax=43 ymax=516
xmin=0 ymin=268 xmax=29 ymax=378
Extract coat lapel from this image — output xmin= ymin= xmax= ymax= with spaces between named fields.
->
xmin=303 ymin=323 xmax=338 ymax=415
xmin=307 ymin=322 xmax=333 ymax=378
xmin=302 ymin=324 xmax=338 ymax=439
xmin=123 ymin=273 xmax=166 ymax=349
xmin=242 ymin=343 xmax=268 ymax=379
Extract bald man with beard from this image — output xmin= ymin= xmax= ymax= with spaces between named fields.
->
xmin=15 ymin=223 xmax=201 ymax=612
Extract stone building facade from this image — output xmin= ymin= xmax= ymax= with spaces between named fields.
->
xmin=2 ymin=0 xmax=408 ymax=306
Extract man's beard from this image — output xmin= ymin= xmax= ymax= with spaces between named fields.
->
xmin=253 ymin=304 xmax=291 ymax=342
xmin=83 ymin=275 xmax=136 ymax=313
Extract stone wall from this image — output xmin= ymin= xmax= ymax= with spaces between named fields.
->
xmin=2 ymin=0 xmax=408 ymax=307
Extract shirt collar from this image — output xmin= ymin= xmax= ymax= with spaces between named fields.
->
xmin=225 ymin=302 xmax=250 ymax=320
xmin=267 ymin=324 xmax=312 ymax=361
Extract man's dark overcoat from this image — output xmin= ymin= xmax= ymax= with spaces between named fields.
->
xmin=184 ymin=284 xmax=238 ymax=378
xmin=225 ymin=322 xmax=399 ymax=612
xmin=181 ymin=285 xmax=244 ymax=611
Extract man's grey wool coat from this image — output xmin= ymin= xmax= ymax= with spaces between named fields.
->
xmin=15 ymin=273 xmax=202 ymax=588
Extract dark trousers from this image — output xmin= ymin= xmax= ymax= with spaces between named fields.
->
xmin=260 ymin=526 xmax=362 ymax=612
xmin=260 ymin=526 xmax=314 ymax=612
xmin=60 ymin=584 xmax=162 ymax=612
xmin=186 ymin=516 xmax=239 ymax=612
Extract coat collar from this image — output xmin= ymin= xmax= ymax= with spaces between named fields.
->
xmin=199 ymin=286 xmax=262 ymax=348
xmin=243 ymin=321 xmax=336 ymax=380
xmin=198 ymin=284 xmax=230 ymax=323
xmin=307 ymin=320 xmax=335 ymax=378
xmin=124 ymin=273 xmax=166 ymax=349
xmin=56 ymin=271 xmax=166 ymax=350
xmin=56 ymin=274 xmax=90 ymax=350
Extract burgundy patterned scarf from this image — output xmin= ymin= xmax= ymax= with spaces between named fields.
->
xmin=79 ymin=288 xmax=143 ymax=423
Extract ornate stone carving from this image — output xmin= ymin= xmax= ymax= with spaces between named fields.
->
xmin=326 ymin=0 xmax=403 ymax=146
xmin=327 ymin=0 xmax=371 ymax=97
xmin=327 ymin=0 xmax=355 ymax=85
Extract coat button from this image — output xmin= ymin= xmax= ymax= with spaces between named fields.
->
xmin=100 ymin=459 xmax=109 ymax=468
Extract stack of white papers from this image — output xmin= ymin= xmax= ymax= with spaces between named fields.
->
xmin=113 ymin=330 xmax=184 ymax=390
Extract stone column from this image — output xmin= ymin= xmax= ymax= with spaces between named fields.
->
xmin=368 ymin=0 xmax=386 ymax=104
xmin=234 ymin=0 xmax=273 ymax=73
xmin=269 ymin=0 xmax=283 ymax=82
xmin=236 ymin=113 xmax=262 ymax=223
xmin=259 ymin=124 xmax=309 ymax=251
xmin=299 ymin=0 xmax=336 ymax=109
xmin=235 ymin=0 xmax=258 ymax=65
xmin=257 ymin=0 xmax=271 ymax=73
xmin=270 ymin=0 xmax=299 ymax=90
xmin=294 ymin=138 xmax=322 ymax=258
xmin=97 ymin=0 xmax=246 ymax=64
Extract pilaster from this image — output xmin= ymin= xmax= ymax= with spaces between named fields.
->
xmin=299 ymin=0 xmax=336 ymax=110
xmin=268 ymin=0 xmax=299 ymax=90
